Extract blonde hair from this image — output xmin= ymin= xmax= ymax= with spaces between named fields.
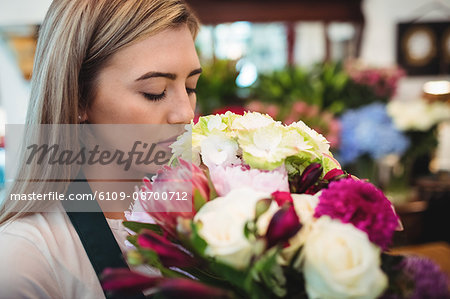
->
xmin=0 ymin=0 xmax=199 ymax=224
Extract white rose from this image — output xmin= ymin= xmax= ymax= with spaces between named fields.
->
xmin=194 ymin=188 xmax=272 ymax=269
xmin=302 ymin=217 xmax=388 ymax=299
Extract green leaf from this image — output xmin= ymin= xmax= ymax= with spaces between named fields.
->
xmin=181 ymin=267 xmax=238 ymax=290
xmin=255 ymin=198 xmax=272 ymax=219
xmin=244 ymin=221 xmax=256 ymax=240
xmin=189 ymin=222 xmax=207 ymax=256
xmin=247 ymin=248 xmax=286 ymax=298
xmin=127 ymin=235 xmax=138 ymax=247
xmin=139 ymin=249 xmax=186 ymax=278
xmin=122 ymin=221 xmax=163 ymax=235
xmin=204 ymin=170 xmax=218 ymax=200
xmin=193 ymin=189 xmax=207 ymax=212
xmin=208 ymin=261 xmax=254 ymax=297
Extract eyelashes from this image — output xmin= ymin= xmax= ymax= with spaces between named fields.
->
xmin=186 ymin=88 xmax=197 ymax=95
xmin=142 ymin=91 xmax=166 ymax=101
xmin=142 ymin=88 xmax=197 ymax=102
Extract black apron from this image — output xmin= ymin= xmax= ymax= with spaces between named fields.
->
xmin=64 ymin=173 xmax=146 ymax=299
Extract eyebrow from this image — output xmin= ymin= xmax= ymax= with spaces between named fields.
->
xmin=135 ymin=68 xmax=202 ymax=81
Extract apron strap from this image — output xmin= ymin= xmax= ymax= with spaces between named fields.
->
xmin=64 ymin=173 xmax=146 ymax=299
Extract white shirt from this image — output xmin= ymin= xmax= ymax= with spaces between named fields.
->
xmin=0 ymin=205 xmax=158 ymax=299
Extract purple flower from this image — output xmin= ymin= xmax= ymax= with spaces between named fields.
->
xmin=314 ymin=179 xmax=399 ymax=250
xmin=401 ymin=256 xmax=449 ymax=299
xmin=381 ymin=256 xmax=449 ymax=299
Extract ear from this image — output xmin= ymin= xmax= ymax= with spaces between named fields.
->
xmin=78 ymin=110 xmax=88 ymax=123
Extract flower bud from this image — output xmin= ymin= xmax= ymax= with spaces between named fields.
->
xmin=290 ymin=163 xmax=323 ymax=194
xmin=157 ymin=279 xmax=232 ymax=299
xmin=265 ymin=204 xmax=302 ymax=249
xmin=138 ymin=229 xmax=195 ymax=268
xmin=323 ymin=168 xmax=349 ymax=181
xmin=101 ymin=268 xmax=161 ymax=295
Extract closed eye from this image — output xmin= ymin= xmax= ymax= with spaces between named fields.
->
xmin=186 ymin=87 xmax=197 ymax=95
xmin=142 ymin=91 xmax=166 ymax=101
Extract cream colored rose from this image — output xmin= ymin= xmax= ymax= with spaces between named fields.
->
xmin=301 ymin=217 xmax=388 ymax=299
xmin=279 ymin=193 xmax=320 ymax=265
xmin=194 ymin=188 xmax=273 ymax=269
xmin=292 ymin=193 xmax=320 ymax=224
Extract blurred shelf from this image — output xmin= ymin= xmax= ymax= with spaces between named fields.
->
xmin=391 ymin=242 xmax=450 ymax=276
xmin=393 ymin=173 xmax=450 ymax=246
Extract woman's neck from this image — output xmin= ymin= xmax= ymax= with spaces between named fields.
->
xmin=103 ymin=211 xmax=126 ymax=220
xmin=81 ymin=164 xmax=145 ymax=221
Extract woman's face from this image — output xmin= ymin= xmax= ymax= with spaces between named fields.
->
xmin=87 ymin=25 xmax=201 ymax=124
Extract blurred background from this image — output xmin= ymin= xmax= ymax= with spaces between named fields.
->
xmin=0 ymin=0 xmax=449 ymax=252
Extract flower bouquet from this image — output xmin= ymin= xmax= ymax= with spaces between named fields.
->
xmin=245 ymin=101 xmax=341 ymax=149
xmin=101 ymin=112 xmax=449 ymax=299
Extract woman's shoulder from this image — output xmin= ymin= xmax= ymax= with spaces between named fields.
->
xmin=0 ymin=215 xmax=64 ymax=298
xmin=0 ymin=212 xmax=105 ymax=299
xmin=0 ymin=210 xmax=71 ymax=252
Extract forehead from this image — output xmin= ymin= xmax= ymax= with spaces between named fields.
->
xmin=105 ymin=25 xmax=200 ymax=76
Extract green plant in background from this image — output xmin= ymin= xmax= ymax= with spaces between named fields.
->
xmin=250 ymin=63 xmax=352 ymax=115
xmin=194 ymin=59 xmax=403 ymax=116
xmin=195 ymin=59 xmax=241 ymax=115
xmin=252 ymin=63 xmax=350 ymax=113
xmin=250 ymin=62 xmax=404 ymax=115
xmin=250 ymin=66 xmax=315 ymax=108
xmin=309 ymin=62 xmax=350 ymax=114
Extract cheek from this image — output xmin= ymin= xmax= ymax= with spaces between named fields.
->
xmin=191 ymin=95 xmax=197 ymax=109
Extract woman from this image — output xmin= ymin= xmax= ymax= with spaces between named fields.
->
xmin=0 ymin=0 xmax=201 ymax=298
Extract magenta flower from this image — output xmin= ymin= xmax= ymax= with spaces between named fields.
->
xmin=139 ymin=159 xmax=210 ymax=238
xmin=101 ymin=268 xmax=161 ymax=295
xmin=271 ymin=191 xmax=293 ymax=206
xmin=101 ymin=269 xmax=231 ymax=298
xmin=137 ymin=229 xmax=195 ymax=268
xmin=265 ymin=204 xmax=302 ymax=249
xmin=314 ymin=179 xmax=399 ymax=250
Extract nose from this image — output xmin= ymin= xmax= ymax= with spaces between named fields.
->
xmin=167 ymin=90 xmax=195 ymax=124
